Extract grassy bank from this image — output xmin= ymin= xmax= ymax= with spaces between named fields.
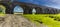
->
xmin=23 ymin=14 xmax=60 ymax=27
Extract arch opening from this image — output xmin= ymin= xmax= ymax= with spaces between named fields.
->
xmin=14 ymin=5 xmax=24 ymax=15
xmin=32 ymin=8 xmax=36 ymax=14
xmin=0 ymin=5 xmax=6 ymax=14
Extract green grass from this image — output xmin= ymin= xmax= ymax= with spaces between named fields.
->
xmin=23 ymin=14 xmax=60 ymax=27
xmin=0 ymin=14 xmax=6 ymax=16
xmin=0 ymin=5 xmax=6 ymax=16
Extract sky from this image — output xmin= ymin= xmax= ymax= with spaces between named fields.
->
xmin=14 ymin=5 xmax=23 ymax=12
xmin=14 ymin=0 xmax=60 ymax=12
xmin=14 ymin=5 xmax=36 ymax=12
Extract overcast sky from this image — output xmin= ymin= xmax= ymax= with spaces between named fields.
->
xmin=14 ymin=0 xmax=60 ymax=12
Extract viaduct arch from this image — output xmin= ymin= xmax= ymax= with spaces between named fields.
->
xmin=0 ymin=0 xmax=60 ymax=14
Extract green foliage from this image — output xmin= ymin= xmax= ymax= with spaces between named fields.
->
xmin=0 ymin=5 xmax=6 ymax=14
xmin=23 ymin=14 xmax=60 ymax=27
xmin=0 ymin=9 xmax=2 ymax=12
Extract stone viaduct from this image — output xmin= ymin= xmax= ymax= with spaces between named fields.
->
xmin=0 ymin=0 xmax=60 ymax=14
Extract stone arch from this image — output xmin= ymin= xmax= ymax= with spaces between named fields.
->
xmin=14 ymin=5 xmax=24 ymax=14
xmin=9 ymin=3 xmax=33 ymax=14
xmin=0 ymin=3 xmax=10 ymax=14
xmin=23 ymin=6 xmax=33 ymax=14
xmin=35 ymin=7 xmax=43 ymax=14
xmin=44 ymin=8 xmax=50 ymax=14
xmin=32 ymin=8 xmax=36 ymax=14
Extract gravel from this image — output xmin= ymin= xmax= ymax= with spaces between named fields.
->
xmin=0 ymin=14 xmax=37 ymax=27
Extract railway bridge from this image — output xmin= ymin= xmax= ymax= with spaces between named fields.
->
xmin=0 ymin=0 xmax=59 ymax=14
